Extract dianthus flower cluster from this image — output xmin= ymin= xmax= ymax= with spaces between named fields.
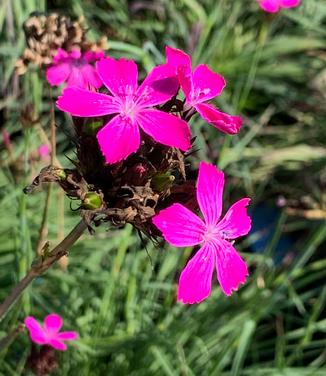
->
xmin=47 ymin=45 xmax=251 ymax=303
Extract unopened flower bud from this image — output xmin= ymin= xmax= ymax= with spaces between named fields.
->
xmin=82 ymin=192 xmax=102 ymax=210
xmin=124 ymin=163 xmax=149 ymax=185
xmin=54 ymin=169 xmax=67 ymax=180
xmin=151 ymin=172 xmax=175 ymax=192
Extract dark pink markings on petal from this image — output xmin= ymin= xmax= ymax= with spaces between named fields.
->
xmin=177 ymin=244 xmax=215 ymax=304
xmin=217 ymin=198 xmax=251 ymax=240
xmin=97 ymin=116 xmax=140 ymax=164
xmin=197 ymin=161 xmax=224 ymax=226
xmin=46 ymin=63 xmax=70 ymax=86
xmin=191 ymin=64 xmax=226 ymax=104
xmin=195 ymin=103 xmax=242 ymax=135
xmin=214 ymin=240 xmax=249 ymax=296
xmin=136 ymin=64 xmax=179 ymax=107
xmin=56 ymin=87 xmax=119 ymax=117
xmin=137 ymin=109 xmax=191 ymax=151
xmin=96 ymin=57 xmax=138 ymax=96
xmin=152 ymin=203 xmax=206 ymax=247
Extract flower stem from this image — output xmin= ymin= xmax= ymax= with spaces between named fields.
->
xmin=0 ymin=220 xmax=87 ymax=322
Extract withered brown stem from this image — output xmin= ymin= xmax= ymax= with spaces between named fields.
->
xmin=0 ymin=220 xmax=87 ymax=322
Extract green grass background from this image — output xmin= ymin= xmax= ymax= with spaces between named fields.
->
xmin=0 ymin=0 xmax=325 ymax=375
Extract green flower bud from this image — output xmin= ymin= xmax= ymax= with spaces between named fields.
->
xmin=151 ymin=172 xmax=175 ymax=192
xmin=82 ymin=192 xmax=102 ymax=210
xmin=55 ymin=169 xmax=67 ymax=180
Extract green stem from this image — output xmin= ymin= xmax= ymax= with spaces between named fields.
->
xmin=0 ymin=220 xmax=87 ymax=322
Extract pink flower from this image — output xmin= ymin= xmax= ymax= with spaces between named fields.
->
xmin=166 ymin=46 xmax=243 ymax=135
xmin=152 ymin=162 xmax=251 ymax=304
xmin=46 ymin=48 xmax=104 ymax=90
xmin=57 ymin=57 xmax=191 ymax=164
xmin=24 ymin=314 xmax=78 ymax=351
xmin=257 ymin=0 xmax=300 ymax=13
xmin=38 ymin=144 xmax=50 ymax=160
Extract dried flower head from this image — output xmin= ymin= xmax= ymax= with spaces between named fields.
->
xmin=16 ymin=12 xmax=107 ymax=75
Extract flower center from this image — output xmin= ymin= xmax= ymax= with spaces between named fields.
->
xmin=203 ymin=224 xmax=220 ymax=243
xmin=119 ymin=96 xmax=139 ymax=121
xmin=189 ymin=88 xmax=211 ymax=105
xmin=71 ymin=58 xmax=87 ymax=67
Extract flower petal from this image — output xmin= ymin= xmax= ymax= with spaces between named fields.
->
xmin=137 ymin=109 xmax=191 ymax=151
xmin=48 ymin=339 xmax=67 ymax=351
xmin=214 ymin=240 xmax=249 ymax=296
xmin=81 ymin=64 xmax=103 ymax=89
xmin=97 ymin=115 xmax=140 ymax=164
xmin=57 ymin=87 xmax=119 ymax=117
xmin=46 ymin=63 xmax=70 ymax=86
xmin=53 ymin=48 xmax=68 ymax=63
xmin=44 ymin=314 xmax=63 ymax=334
xmin=152 ymin=203 xmax=205 ymax=247
xmin=197 ymin=161 xmax=224 ymax=226
xmin=96 ymin=57 xmax=138 ymax=96
xmin=177 ymin=65 xmax=193 ymax=100
xmin=190 ymin=64 xmax=225 ymax=104
xmin=83 ymin=50 xmax=105 ymax=62
xmin=166 ymin=46 xmax=192 ymax=73
xmin=66 ymin=66 xmax=87 ymax=89
xmin=57 ymin=331 xmax=79 ymax=341
xmin=217 ymin=198 xmax=252 ymax=239
xmin=195 ymin=103 xmax=242 ymax=135
xmin=177 ymin=244 xmax=215 ymax=304
xmin=136 ymin=64 xmax=179 ymax=107
xmin=280 ymin=0 xmax=300 ymax=8
xmin=24 ymin=316 xmax=46 ymax=344
xmin=258 ymin=0 xmax=280 ymax=12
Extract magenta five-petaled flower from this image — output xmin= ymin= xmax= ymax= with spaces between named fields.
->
xmin=153 ymin=162 xmax=251 ymax=304
xmin=46 ymin=48 xmax=104 ymax=90
xmin=257 ymin=0 xmax=300 ymax=13
xmin=57 ymin=57 xmax=191 ymax=164
xmin=166 ymin=46 xmax=243 ymax=135
xmin=24 ymin=314 xmax=78 ymax=351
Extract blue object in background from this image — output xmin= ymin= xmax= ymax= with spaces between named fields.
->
xmin=249 ymin=203 xmax=295 ymax=265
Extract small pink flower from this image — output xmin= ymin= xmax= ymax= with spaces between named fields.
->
xmin=38 ymin=144 xmax=50 ymax=160
xmin=153 ymin=162 xmax=251 ymax=304
xmin=166 ymin=46 xmax=243 ymax=135
xmin=24 ymin=314 xmax=78 ymax=351
xmin=257 ymin=0 xmax=300 ymax=13
xmin=46 ymin=48 xmax=104 ymax=90
xmin=57 ymin=58 xmax=191 ymax=164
